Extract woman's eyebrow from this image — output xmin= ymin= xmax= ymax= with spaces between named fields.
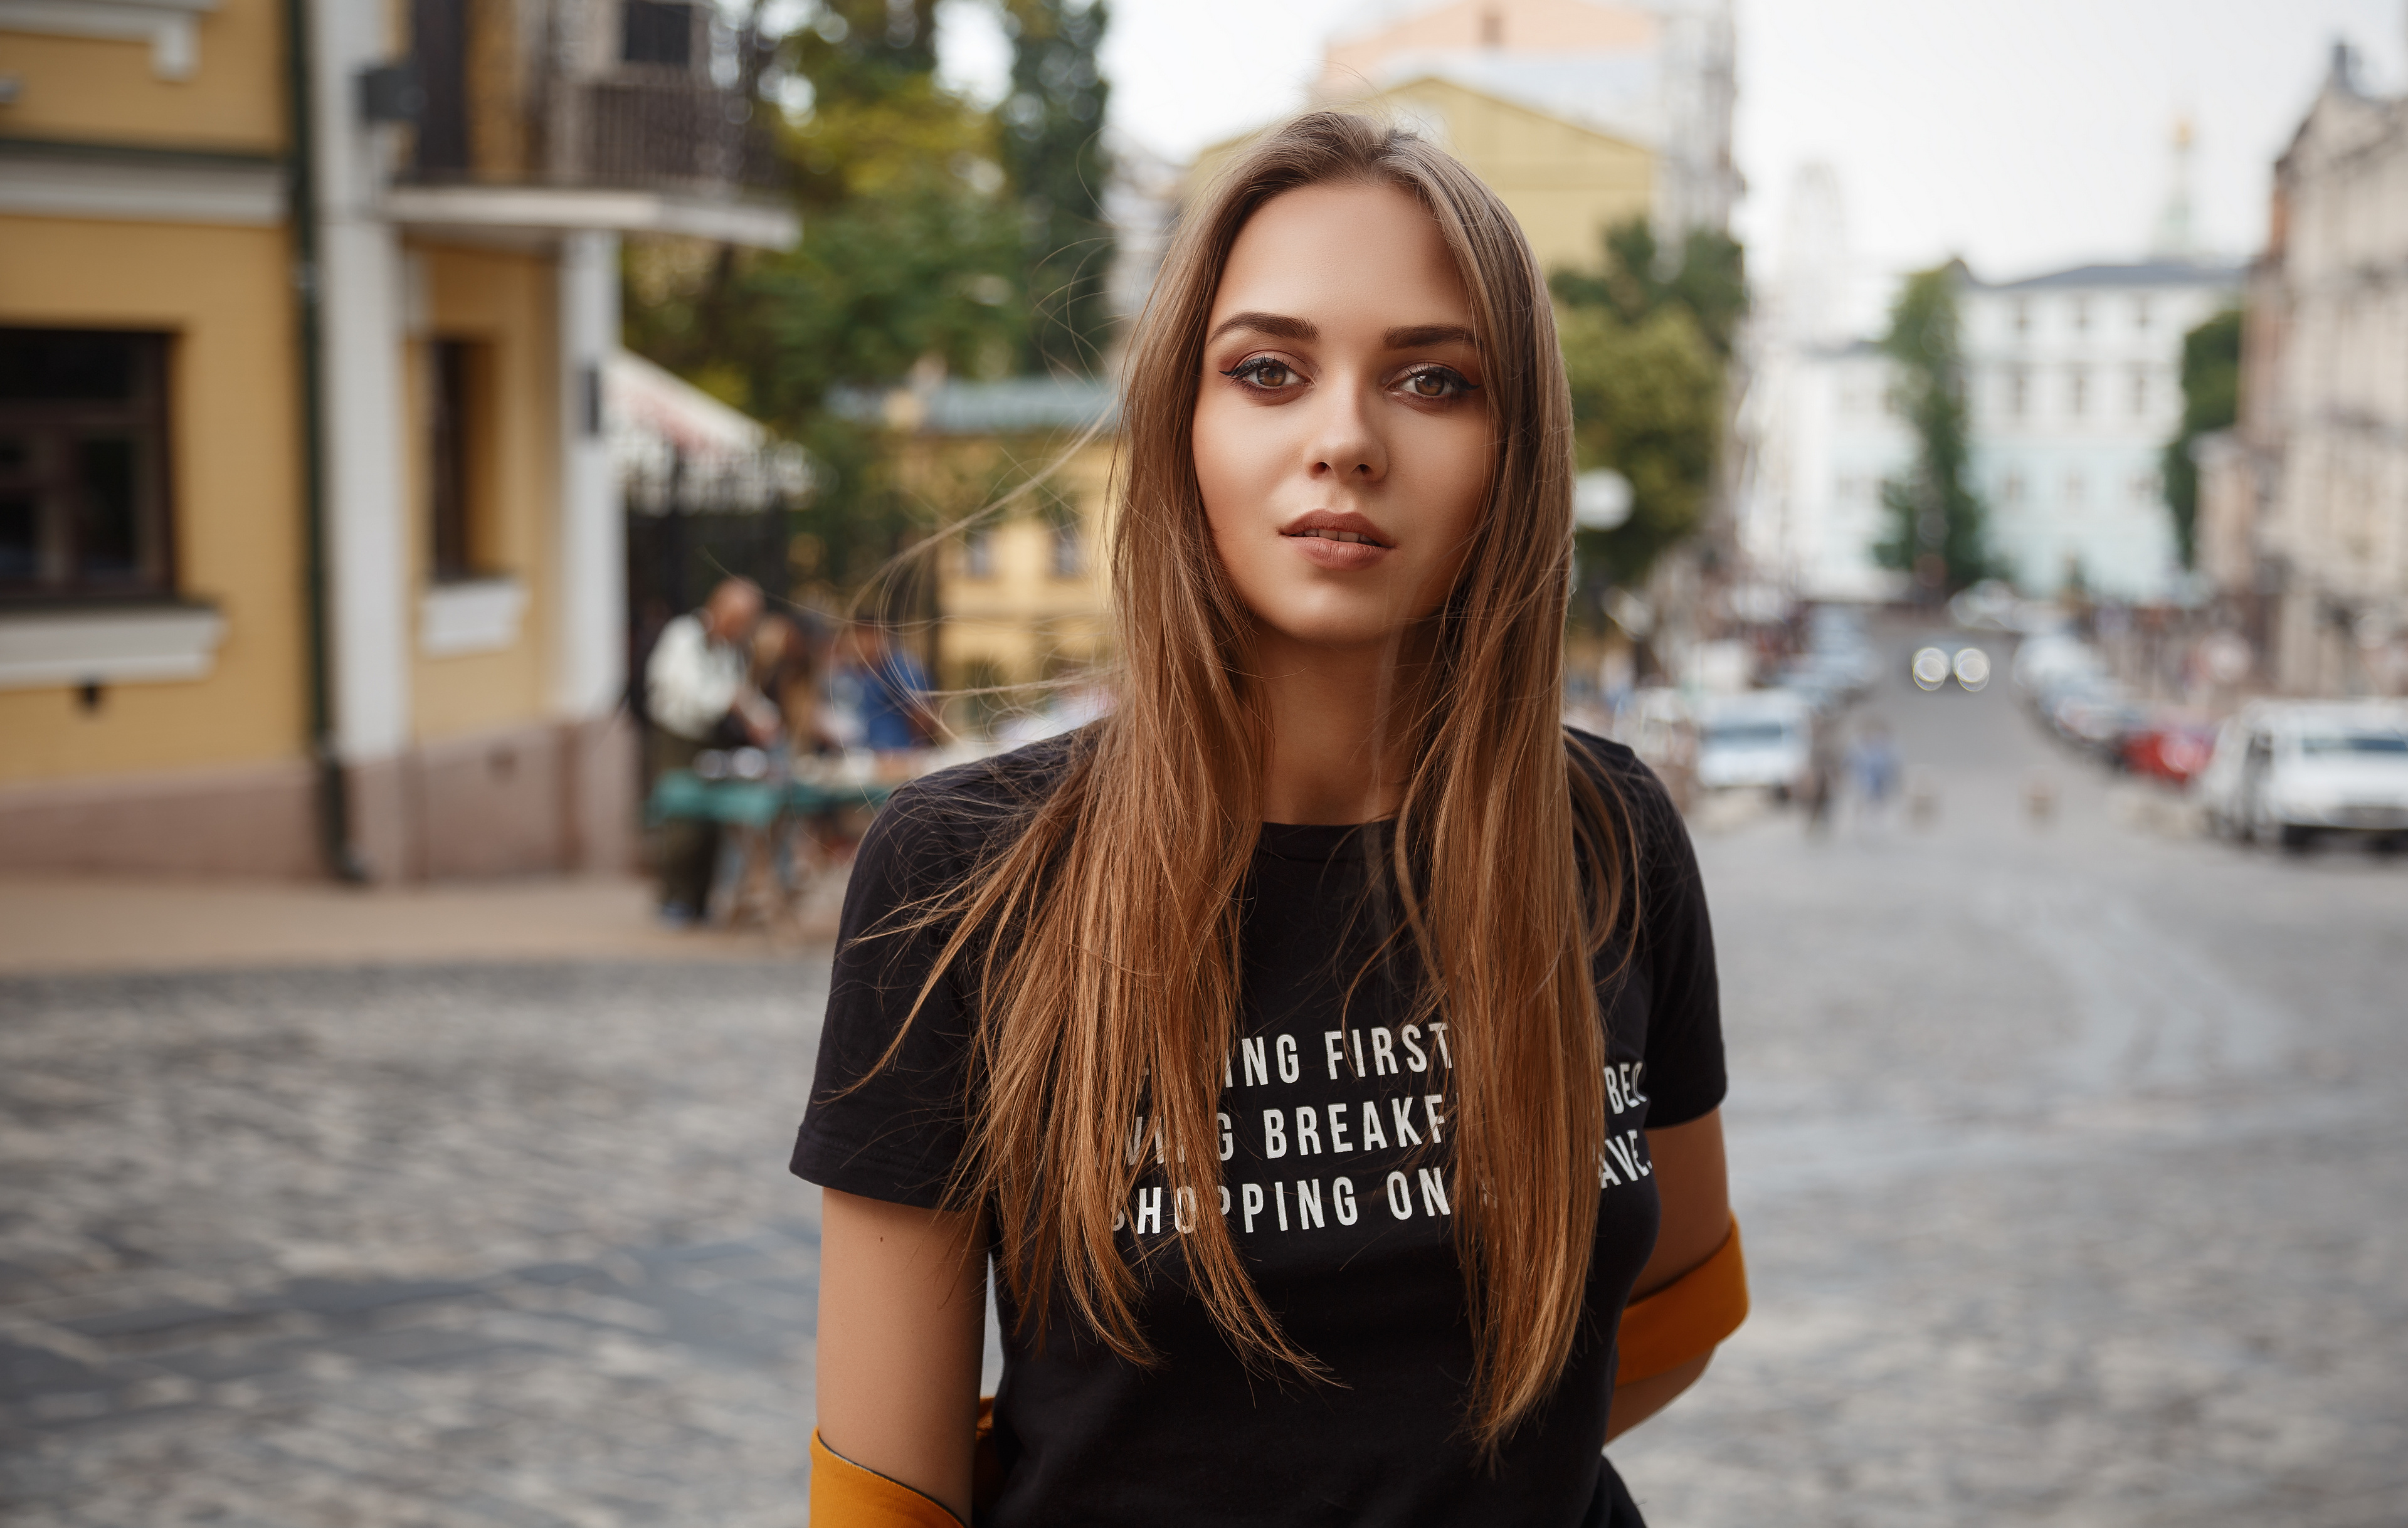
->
xmin=1383 ymin=323 xmax=1477 ymax=350
xmin=1206 ymin=312 xmax=1318 ymax=345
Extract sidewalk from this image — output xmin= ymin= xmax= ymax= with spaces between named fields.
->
xmin=0 ymin=872 xmax=840 ymax=976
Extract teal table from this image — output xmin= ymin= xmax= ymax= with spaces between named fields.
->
xmin=643 ymin=769 xmax=898 ymax=930
xmin=644 ymin=770 xmax=895 ymax=827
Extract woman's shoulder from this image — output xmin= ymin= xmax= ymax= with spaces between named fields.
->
xmin=1563 ymin=724 xmax=1673 ymax=813
xmin=856 ymin=728 xmax=1090 ymax=883
xmin=1562 ymin=724 xmax=1694 ymax=880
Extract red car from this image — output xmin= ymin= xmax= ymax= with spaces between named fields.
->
xmin=2120 ymin=715 xmax=2219 ymax=783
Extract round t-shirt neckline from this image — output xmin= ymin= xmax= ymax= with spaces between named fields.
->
xmin=1254 ymin=818 xmax=1395 ymax=863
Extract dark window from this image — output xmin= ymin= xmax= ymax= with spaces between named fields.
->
xmin=0 ymin=329 xmax=174 ymax=601
xmin=427 ymin=339 xmax=487 ymax=582
xmin=409 ymin=0 xmax=469 ymax=174
xmin=621 ymin=1 xmax=694 ymax=66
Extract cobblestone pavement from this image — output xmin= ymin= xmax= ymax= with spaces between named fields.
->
xmin=5 ymin=663 xmax=2406 ymax=1526
xmin=0 ymin=964 xmax=837 ymax=1528
xmin=1614 ymin=660 xmax=2408 ymax=1527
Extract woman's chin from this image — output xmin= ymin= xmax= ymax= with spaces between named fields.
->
xmin=1250 ymin=600 xmax=1437 ymax=658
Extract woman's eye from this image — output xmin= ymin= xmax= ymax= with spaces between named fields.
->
xmin=1400 ymin=367 xmax=1472 ymax=400
xmin=1227 ymin=357 xmax=1301 ymax=390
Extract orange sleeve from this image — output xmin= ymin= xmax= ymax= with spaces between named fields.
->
xmin=1615 ymin=1220 xmax=1748 ymax=1386
xmin=808 ymin=1431 xmax=968 ymax=1528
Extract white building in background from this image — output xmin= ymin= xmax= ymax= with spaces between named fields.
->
xmin=1736 ymin=162 xmax=1911 ymax=601
xmin=1739 ymin=155 xmax=2240 ymax=604
xmin=1318 ymin=0 xmax=1740 ymax=241
xmin=1739 ymin=338 xmax=1914 ymax=602
xmin=1961 ymin=260 xmax=2240 ymax=599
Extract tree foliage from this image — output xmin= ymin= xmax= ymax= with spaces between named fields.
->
xmin=1551 ymin=221 xmax=1747 ymax=357
xmin=1872 ymin=262 xmax=1995 ymax=596
xmin=2161 ymin=305 xmax=2242 ymax=569
xmin=1550 ymin=218 xmax=1741 ymax=591
xmin=621 ymin=1 xmax=1115 ymax=604
xmin=1000 ymin=0 xmax=1116 ymax=374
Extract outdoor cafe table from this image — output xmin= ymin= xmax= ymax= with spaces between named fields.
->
xmin=643 ymin=769 xmax=898 ymax=927
xmin=643 ymin=769 xmax=896 ymax=828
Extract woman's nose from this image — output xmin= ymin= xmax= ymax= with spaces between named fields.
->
xmin=1308 ymin=384 xmax=1387 ymax=483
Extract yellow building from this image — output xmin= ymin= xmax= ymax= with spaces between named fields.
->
xmin=0 ymin=0 xmax=793 ymax=878
xmin=1190 ymin=76 xmax=1654 ymax=278
xmin=900 ymin=378 xmax=1117 ymax=693
xmin=1318 ymin=0 xmax=1738 ymax=247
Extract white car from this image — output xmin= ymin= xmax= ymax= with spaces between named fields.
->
xmin=1695 ymin=692 xmax=1814 ymax=796
xmin=2194 ymin=700 xmax=2408 ymax=850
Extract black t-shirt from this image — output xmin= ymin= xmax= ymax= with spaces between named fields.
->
xmin=791 ymin=727 xmax=1724 ymax=1527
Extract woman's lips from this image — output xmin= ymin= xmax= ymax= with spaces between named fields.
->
xmin=1280 ymin=511 xmax=1393 ymax=571
xmin=1284 ymin=525 xmax=1393 ymax=571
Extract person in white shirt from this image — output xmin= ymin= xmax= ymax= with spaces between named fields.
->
xmin=645 ymin=577 xmax=771 ymax=923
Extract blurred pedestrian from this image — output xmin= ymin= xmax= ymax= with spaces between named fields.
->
xmin=832 ymin=620 xmax=934 ymax=755
xmin=1849 ymin=718 xmax=1901 ymax=829
xmin=1803 ymin=715 xmax=1842 ymax=836
xmin=752 ymin=611 xmax=835 ymax=757
xmin=645 ymin=577 xmax=772 ymax=924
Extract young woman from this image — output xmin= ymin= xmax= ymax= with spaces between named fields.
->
xmin=792 ymin=112 xmax=1741 ymax=1527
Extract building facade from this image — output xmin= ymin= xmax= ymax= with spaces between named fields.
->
xmin=0 ymin=0 xmax=793 ymax=878
xmin=1737 ymin=339 xmax=1913 ymax=603
xmin=1960 ymin=261 xmax=2239 ymax=599
xmin=902 ymin=378 xmax=1117 ymax=693
xmin=1192 ymin=71 xmax=1656 ymax=280
xmin=1740 ymin=256 xmax=2236 ymax=604
xmin=2204 ymin=50 xmax=2408 ymax=697
xmin=1318 ymin=0 xmax=1737 ymax=246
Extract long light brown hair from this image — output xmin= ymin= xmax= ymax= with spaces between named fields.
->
xmin=888 ymin=110 xmax=1627 ymax=1450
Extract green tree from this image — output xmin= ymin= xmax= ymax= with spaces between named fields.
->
xmin=1550 ymin=218 xmax=1743 ymax=591
xmin=788 ymin=0 xmax=938 ymax=119
xmin=1000 ymin=0 xmax=1115 ymax=374
xmin=1872 ymin=261 xmax=1993 ymax=596
xmin=2161 ymin=306 xmax=2242 ymax=568
xmin=1556 ymin=304 xmax=1724 ymax=586
xmin=622 ymin=1 xmax=1032 ymax=601
xmin=1550 ymin=219 xmax=1747 ymax=356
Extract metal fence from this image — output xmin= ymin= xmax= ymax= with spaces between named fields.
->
xmin=581 ymin=80 xmax=782 ymax=193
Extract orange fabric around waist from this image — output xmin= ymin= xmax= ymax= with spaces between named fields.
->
xmin=809 ymin=1429 xmax=967 ymax=1528
xmin=1615 ymin=1220 xmax=1748 ymax=1385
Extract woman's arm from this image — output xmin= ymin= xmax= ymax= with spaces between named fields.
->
xmin=816 ymin=1188 xmax=989 ymax=1521
xmin=1605 ymin=1107 xmax=1731 ymax=1442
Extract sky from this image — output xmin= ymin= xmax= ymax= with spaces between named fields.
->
xmin=936 ymin=0 xmax=2408 ymax=288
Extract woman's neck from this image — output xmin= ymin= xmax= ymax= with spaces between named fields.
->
xmin=1250 ymin=626 xmax=1428 ymax=825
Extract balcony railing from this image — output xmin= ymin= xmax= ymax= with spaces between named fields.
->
xmin=400 ymin=76 xmax=783 ymax=197
xmin=581 ymin=80 xmax=781 ymax=194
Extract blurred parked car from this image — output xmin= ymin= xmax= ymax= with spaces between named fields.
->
xmin=1772 ymin=653 xmax=1856 ymax=714
xmin=2194 ymin=701 xmax=2408 ymax=850
xmin=1696 ymin=690 xmax=1814 ymax=798
xmin=2048 ymin=683 xmax=2147 ymax=761
xmin=2120 ymin=713 xmax=2219 ymax=784
xmin=1617 ymin=685 xmax=1698 ymax=810
xmin=2012 ymin=633 xmax=2106 ymax=698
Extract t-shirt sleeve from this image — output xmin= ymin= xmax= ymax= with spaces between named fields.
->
xmin=789 ymin=781 xmax=986 ymax=1209
xmin=1629 ymin=763 xmax=1726 ymax=1128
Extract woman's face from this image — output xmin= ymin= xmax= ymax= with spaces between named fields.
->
xmin=1192 ymin=181 xmax=1492 ymax=655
